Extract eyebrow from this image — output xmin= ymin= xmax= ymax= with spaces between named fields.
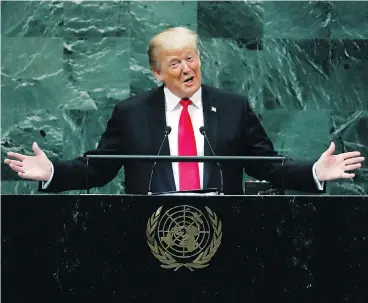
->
xmin=167 ymin=52 xmax=196 ymax=64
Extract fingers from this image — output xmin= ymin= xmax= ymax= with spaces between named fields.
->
xmin=18 ymin=172 xmax=27 ymax=179
xmin=9 ymin=165 xmax=36 ymax=180
xmin=345 ymin=163 xmax=361 ymax=171
xmin=345 ymin=156 xmax=365 ymax=165
xmin=32 ymin=142 xmax=43 ymax=156
xmin=17 ymin=172 xmax=35 ymax=179
xmin=343 ymin=151 xmax=361 ymax=160
xmin=6 ymin=152 xmax=26 ymax=161
xmin=17 ymin=171 xmax=45 ymax=181
xmin=8 ymin=163 xmax=25 ymax=174
xmin=4 ymin=159 xmax=23 ymax=167
xmin=324 ymin=142 xmax=335 ymax=156
xmin=341 ymin=173 xmax=355 ymax=179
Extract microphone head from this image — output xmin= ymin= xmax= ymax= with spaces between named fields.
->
xmin=199 ymin=126 xmax=206 ymax=135
xmin=165 ymin=126 xmax=172 ymax=134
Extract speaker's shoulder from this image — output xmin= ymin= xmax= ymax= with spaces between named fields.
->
xmin=115 ymin=86 xmax=163 ymax=111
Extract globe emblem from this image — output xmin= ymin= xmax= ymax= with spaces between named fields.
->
xmin=157 ymin=205 xmax=211 ymax=259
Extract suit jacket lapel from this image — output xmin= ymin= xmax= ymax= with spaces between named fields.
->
xmin=147 ymin=85 xmax=176 ymax=192
xmin=201 ymin=85 xmax=219 ymax=189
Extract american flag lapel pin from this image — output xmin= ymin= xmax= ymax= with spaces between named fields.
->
xmin=211 ymin=106 xmax=216 ymax=112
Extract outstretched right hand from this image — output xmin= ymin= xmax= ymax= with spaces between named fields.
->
xmin=4 ymin=142 xmax=53 ymax=181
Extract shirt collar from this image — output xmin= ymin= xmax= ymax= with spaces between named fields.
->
xmin=164 ymin=86 xmax=202 ymax=112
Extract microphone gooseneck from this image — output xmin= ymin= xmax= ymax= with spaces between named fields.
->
xmin=147 ymin=126 xmax=172 ymax=195
xmin=199 ymin=126 xmax=224 ymax=195
xmin=86 ymin=157 xmax=90 ymax=194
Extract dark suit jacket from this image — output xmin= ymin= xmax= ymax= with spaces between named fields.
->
xmin=41 ymin=84 xmax=321 ymax=195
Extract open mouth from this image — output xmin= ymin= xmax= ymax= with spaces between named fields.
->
xmin=183 ymin=76 xmax=194 ymax=84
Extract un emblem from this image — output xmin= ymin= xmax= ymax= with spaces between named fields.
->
xmin=146 ymin=205 xmax=222 ymax=271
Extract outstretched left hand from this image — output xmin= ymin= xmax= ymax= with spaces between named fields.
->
xmin=315 ymin=142 xmax=365 ymax=181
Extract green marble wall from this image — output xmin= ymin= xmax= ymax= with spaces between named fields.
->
xmin=1 ymin=1 xmax=367 ymax=195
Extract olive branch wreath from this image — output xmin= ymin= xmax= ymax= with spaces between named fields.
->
xmin=146 ymin=206 xmax=222 ymax=271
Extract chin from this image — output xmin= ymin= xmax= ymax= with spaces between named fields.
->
xmin=183 ymin=83 xmax=200 ymax=92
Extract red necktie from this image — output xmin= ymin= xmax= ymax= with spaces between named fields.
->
xmin=178 ymin=99 xmax=200 ymax=191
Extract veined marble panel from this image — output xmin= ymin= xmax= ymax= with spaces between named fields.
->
xmin=1 ymin=1 xmax=367 ymax=194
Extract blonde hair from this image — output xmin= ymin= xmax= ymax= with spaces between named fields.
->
xmin=148 ymin=27 xmax=199 ymax=69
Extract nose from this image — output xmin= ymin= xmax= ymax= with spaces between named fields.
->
xmin=181 ymin=60 xmax=191 ymax=74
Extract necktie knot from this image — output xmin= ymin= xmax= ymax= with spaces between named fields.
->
xmin=180 ymin=99 xmax=192 ymax=108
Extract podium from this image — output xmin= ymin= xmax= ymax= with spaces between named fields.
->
xmin=2 ymin=194 xmax=368 ymax=302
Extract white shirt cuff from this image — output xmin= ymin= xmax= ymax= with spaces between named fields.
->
xmin=312 ymin=163 xmax=324 ymax=191
xmin=41 ymin=163 xmax=54 ymax=189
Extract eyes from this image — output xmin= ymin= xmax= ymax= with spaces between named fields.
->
xmin=170 ymin=61 xmax=180 ymax=68
xmin=169 ymin=56 xmax=195 ymax=68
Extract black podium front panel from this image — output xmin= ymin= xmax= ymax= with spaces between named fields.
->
xmin=2 ymin=195 xmax=368 ymax=302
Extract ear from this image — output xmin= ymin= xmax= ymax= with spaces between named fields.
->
xmin=197 ymin=50 xmax=201 ymax=67
xmin=152 ymin=67 xmax=165 ymax=82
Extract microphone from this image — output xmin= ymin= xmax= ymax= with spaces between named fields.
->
xmin=147 ymin=126 xmax=172 ymax=195
xmin=199 ymin=126 xmax=224 ymax=195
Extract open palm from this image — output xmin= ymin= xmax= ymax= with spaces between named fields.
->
xmin=4 ymin=142 xmax=52 ymax=181
xmin=315 ymin=142 xmax=364 ymax=181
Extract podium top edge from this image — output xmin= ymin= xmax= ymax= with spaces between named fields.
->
xmin=84 ymin=155 xmax=286 ymax=161
xmin=1 ymin=194 xmax=367 ymax=198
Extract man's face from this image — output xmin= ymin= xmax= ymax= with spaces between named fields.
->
xmin=153 ymin=47 xmax=202 ymax=99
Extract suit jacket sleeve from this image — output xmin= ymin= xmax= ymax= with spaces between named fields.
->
xmin=242 ymin=100 xmax=323 ymax=193
xmin=39 ymin=104 xmax=126 ymax=193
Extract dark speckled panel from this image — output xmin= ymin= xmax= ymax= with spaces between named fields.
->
xmin=2 ymin=195 xmax=368 ymax=302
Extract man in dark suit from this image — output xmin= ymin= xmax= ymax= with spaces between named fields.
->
xmin=4 ymin=27 xmax=364 ymax=195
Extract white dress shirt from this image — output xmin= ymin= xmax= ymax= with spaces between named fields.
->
xmin=164 ymin=86 xmax=204 ymax=190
